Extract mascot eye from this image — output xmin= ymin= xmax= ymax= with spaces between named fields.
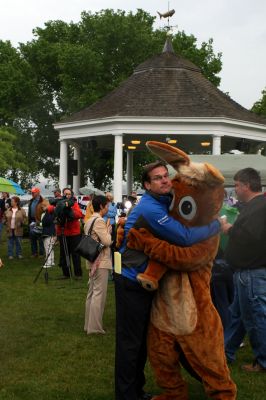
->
xmin=178 ymin=196 xmax=197 ymax=220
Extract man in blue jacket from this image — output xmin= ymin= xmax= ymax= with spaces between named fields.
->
xmin=114 ymin=160 xmax=223 ymax=400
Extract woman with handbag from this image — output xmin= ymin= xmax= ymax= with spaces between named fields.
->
xmin=3 ymin=196 xmax=27 ymax=259
xmin=84 ymin=195 xmax=112 ymax=335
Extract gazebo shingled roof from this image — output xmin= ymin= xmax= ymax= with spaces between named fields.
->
xmin=64 ymin=40 xmax=266 ymax=125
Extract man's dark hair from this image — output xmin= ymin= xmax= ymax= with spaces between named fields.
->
xmin=92 ymin=195 xmax=109 ymax=212
xmin=141 ymin=160 xmax=168 ymax=188
xmin=62 ymin=187 xmax=73 ymax=196
xmin=234 ymin=168 xmax=262 ymax=192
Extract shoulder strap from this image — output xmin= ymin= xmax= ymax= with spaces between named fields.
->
xmin=88 ymin=217 xmax=99 ymax=235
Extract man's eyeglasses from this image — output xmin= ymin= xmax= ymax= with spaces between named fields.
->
xmin=150 ymin=173 xmax=170 ymax=182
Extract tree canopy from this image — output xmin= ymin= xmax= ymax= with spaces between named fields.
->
xmin=0 ymin=9 xmax=227 ymax=188
xmin=0 ymin=127 xmax=30 ymax=181
xmin=252 ymin=88 xmax=266 ymax=117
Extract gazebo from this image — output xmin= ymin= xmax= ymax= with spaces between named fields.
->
xmin=54 ymin=39 xmax=266 ymax=201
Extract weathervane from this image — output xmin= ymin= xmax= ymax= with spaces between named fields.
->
xmin=157 ymin=8 xmax=175 ymax=21
xmin=157 ymin=2 xmax=176 ymax=34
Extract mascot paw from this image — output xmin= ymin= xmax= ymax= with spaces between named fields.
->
xmin=116 ymin=218 xmax=126 ymax=249
xmin=137 ymin=273 xmax=158 ymax=291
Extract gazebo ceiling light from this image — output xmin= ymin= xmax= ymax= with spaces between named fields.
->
xmin=128 ymin=146 xmax=136 ymax=150
xmin=166 ymin=137 xmax=177 ymax=144
xmin=167 ymin=139 xmax=177 ymax=144
xmin=131 ymin=140 xmax=141 ymax=145
xmin=201 ymin=142 xmax=211 ymax=147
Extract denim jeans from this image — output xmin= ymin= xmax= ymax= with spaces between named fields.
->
xmin=225 ymin=269 xmax=266 ymax=368
xmin=8 ymin=231 xmax=23 ymax=257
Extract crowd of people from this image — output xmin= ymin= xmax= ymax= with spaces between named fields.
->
xmin=0 ymin=186 xmax=140 ymax=338
xmin=1 ymin=164 xmax=266 ymax=399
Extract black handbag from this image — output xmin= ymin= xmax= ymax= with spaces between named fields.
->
xmin=75 ymin=217 xmax=104 ymax=262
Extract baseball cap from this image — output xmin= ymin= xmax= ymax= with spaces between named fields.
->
xmin=53 ymin=188 xmax=61 ymax=193
xmin=31 ymin=187 xmax=40 ymax=194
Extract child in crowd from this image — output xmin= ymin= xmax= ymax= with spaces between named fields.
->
xmin=40 ymin=200 xmax=56 ymax=268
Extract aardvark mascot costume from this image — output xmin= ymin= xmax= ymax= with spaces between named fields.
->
xmin=125 ymin=141 xmax=236 ymax=400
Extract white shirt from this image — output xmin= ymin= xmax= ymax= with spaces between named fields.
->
xmin=11 ymin=208 xmax=18 ymax=229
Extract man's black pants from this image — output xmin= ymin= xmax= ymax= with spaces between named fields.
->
xmin=114 ymin=273 xmax=154 ymax=400
xmin=59 ymin=234 xmax=82 ymax=277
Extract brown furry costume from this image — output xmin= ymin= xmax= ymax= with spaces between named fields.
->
xmin=122 ymin=142 xmax=237 ymax=400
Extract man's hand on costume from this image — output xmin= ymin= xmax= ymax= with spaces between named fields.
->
xmin=127 ymin=227 xmax=219 ymax=271
xmin=220 ymin=221 xmax=232 ymax=234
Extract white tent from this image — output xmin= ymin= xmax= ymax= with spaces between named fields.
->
xmin=79 ymin=186 xmax=105 ymax=196
xmin=169 ymin=154 xmax=266 ymax=186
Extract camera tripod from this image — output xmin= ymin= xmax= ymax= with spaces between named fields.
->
xmin=33 ymin=230 xmax=72 ymax=284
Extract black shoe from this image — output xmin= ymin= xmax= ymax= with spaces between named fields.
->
xmin=241 ymin=361 xmax=266 ymax=372
xmin=138 ymin=392 xmax=153 ymax=400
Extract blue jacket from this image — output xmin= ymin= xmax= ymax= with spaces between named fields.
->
xmin=103 ymin=202 xmax=117 ymax=225
xmin=119 ymin=191 xmax=220 ymax=281
xmin=42 ymin=211 xmax=56 ymax=237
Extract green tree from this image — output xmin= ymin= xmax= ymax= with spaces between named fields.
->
xmin=0 ymin=41 xmax=39 ymax=182
xmin=251 ymin=88 xmax=266 ymax=156
xmin=0 ymin=40 xmax=38 ymax=125
xmin=252 ymin=88 xmax=266 ymax=117
xmin=0 ymin=127 xmax=29 ymax=177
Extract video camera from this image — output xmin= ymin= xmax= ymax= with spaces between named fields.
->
xmin=49 ymin=197 xmax=75 ymax=226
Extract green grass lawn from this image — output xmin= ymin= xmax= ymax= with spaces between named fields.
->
xmin=0 ymin=235 xmax=265 ymax=400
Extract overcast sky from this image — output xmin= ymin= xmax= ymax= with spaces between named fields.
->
xmin=1 ymin=0 xmax=265 ymax=109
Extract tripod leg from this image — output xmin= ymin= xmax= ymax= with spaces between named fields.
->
xmin=33 ymin=265 xmax=44 ymax=283
xmin=33 ymin=236 xmax=56 ymax=284
xmin=62 ymin=234 xmax=72 ymax=279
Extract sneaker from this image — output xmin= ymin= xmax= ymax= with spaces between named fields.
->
xmin=241 ymin=362 xmax=266 ymax=372
xmin=8 ymin=256 xmax=13 ymax=260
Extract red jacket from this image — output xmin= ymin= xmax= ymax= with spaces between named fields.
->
xmin=48 ymin=202 xmax=82 ymax=236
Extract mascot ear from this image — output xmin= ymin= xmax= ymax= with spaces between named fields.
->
xmin=146 ymin=141 xmax=225 ymax=186
xmin=204 ymin=163 xmax=225 ymax=184
xmin=146 ymin=141 xmax=190 ymax=171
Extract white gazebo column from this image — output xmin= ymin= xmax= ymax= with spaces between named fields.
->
xmin=73 ymin=144 xmax=81 ymax=195
xmin=212 ymin=135 xmax=222 ymax=155
xmin=59 ymin=139 xmax=68 ymax=189
xmin=113 ymin=133 xmax=123 ymax=203
xmin=126 ymin=150 xmax=133 ymax=195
